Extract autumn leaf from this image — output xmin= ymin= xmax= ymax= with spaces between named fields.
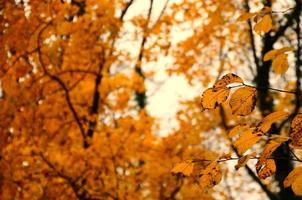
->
xmin=272 ymin=54 xmax=289 ymax=74
xmin=237 ymin=12 xmax=257 ymax=21
xmin=256 ymin=159 xmax=276 ymax=179
xmin=256 ymin=138 xmax=288 ymax=171
xmin=290 ymin=114 xmax=302 ymax=149
xmin=201 ymin=87 xmax=230 ymax=109
xmin=213 ymin=73 xmax=243 ymax=89
xmin=233 ymin=128 xmax=262 ymax=155
xmin=263 ymin=47 xmax=293 ymax=74
xmin=284 ymin=167 xmax=302 ymax=187
xmin=254 ymin=15 xmax=273 ymax=34
xmin=228 ymin=124 xmax=249 ymax=137
xmin=284 ymin=167 xmax=302 ymax=195
xmin=229 ymin=86 xmax=257 ymax=116
xmin=171 ymin=160 xmax=195 ymax=176
xmin=257 ymin=111 xmax=289 ymax=133
xmin=199 ymin=161 xmax=222 ymax=190
xmin=263 ymin=47 xmax=294 ymax=61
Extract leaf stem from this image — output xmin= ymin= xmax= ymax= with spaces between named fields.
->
xmin=228 ymin=83 xmax=297 ymax=94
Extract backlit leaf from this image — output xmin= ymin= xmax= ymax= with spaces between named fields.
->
xmin=284 ymin=167 xmax=302 ymax=188
xmin=290 ymin=114 xmax=302 ymax=149
xmin=228 ymin=124 xmax=249 ymax=137
xmin=264 ymin=47 xmax=294 ymax=61
xmin=254 ymin=15 xmax=272 ymax=34
xmin=233 ymin=128 xmax=262 ymax=155
xmin=257 ymin=111 xmax=289 ymax=133
xmin=256 ymin=138 xmax=286 ymax=169
xmin=201 ymin=87 xmax=230 ymax=109
xmin=171 ymin=160 xmax=194 ymax=176
xmin=199 ymin=161 xmax=222 ymax=190
xmin=256 ymin=159 xmax=276 ymax=179
xmin=263 ymin=49 xmax=279 ymax=61
xmin=292 ymin=174 xmax=302 ymax=196
xmin=237 ymin=12 xmax=257 ymax=21
xmin=272 ymin=54 xmax=289 ymax=74
xmin=229 ymin=86 xmax=257 ymax=116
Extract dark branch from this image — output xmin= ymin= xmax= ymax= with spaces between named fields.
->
xmin=36 ymin=23 xmax=88 ymax=148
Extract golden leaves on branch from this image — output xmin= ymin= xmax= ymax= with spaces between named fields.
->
xmin=289 ymin=114 xmax=302 ymax=149
xmin=201 ymin=73 xmax=256 ymax=116
xmin=229 ymin=87 xmax=257 ymax=116
xmin=171 ymin=160 xmax=222 ymax=190
xmin=263 ymin=47 xmax=294 ymax=74
xmin=201 ymin=73 xmax=243 ymax=109
xmin=255 ymin=137 xmax=289 ymax=179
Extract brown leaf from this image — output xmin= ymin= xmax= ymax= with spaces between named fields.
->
xmin=199 ymin=161 xmax=222 ymax=190
xmin=290 ymin=114 xmax=302 ymax=149
xmin=256 ymin=159 xmax=276 ymax=179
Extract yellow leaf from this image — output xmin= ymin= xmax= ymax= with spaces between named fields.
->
xmin=257 ymin=139 xmax=285 ymax=168
xmin=256 ymin=159 xmax=276 ymax=179
xmin=171 ymin=160 xmax=194 ymax=176
xmin=213 ymin=73 xmax=243 ymax=89
xmin=228 ymin=124 xmax=249 ymax=137
xmin=269 ymin=134 xmax=290 ymax=143
xmin=263 ymin=49 xmax=279 ymax=61
xmin=277 ymin=47 xmax=295 ymax=54
xmin=292 ymin=174 xmax=302 ymax=196
xmin=284 ymin=167 xmax=302 ymax=188
xmin=235 ymin=152 xmax=256 ymax=170
xmin=229 ymin=86 xmax=257 ymax=116
xmin=290 ymin=114 xmax=302 ymax=149
xmin=254 ymin=15 xmax=272 ymax=34
xmin=233 ymin=128 xmax=262 ymax=155
xmin=272 ymin=54 xmax=289 ymax=74
xmin=199 ymin=161 xmax=222 ymax=190
xmin=201 ymin=87 xmax=230 ymax=109
xmin=257 ymin=111 xmax=289 ymax=133
xmin=237 ymin=12 xmax=257 ymax=21
xmin=263 ymin=47 xmax=294 ymax=61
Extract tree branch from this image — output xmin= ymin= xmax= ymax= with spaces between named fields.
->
xmin=36 ymin=23 xmax=88 ymax=147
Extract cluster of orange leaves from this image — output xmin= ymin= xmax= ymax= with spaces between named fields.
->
xmin=172 ymin=5 xmax=301 ymax=195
